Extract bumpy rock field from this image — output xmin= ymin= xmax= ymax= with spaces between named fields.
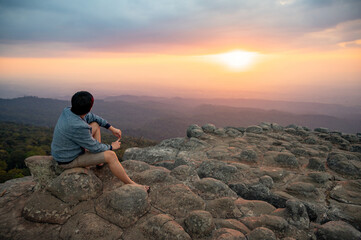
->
xmin=1 ymin=122 xmax=361 ymax=240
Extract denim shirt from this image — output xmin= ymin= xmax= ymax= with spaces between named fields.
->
xmin=51 ymin=107 xmax=111 ymax=163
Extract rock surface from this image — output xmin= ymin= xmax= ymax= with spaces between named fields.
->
xmin=1 ymin=122 xmax=361 ymax=239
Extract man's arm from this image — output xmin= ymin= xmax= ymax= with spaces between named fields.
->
xmin=85 ymin=113 xmax=111 ymax=129
xmin=72 ymin=126 xmax=111 ymax=153
xmin=85 ymin=112 xmax=122 ymax=139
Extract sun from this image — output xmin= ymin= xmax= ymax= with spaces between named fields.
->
xmin=205 ymin=50 xmax=260 ymax=71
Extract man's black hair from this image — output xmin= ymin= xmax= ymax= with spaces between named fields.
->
xmin=71 ymin=91 xmax=94 ymax=115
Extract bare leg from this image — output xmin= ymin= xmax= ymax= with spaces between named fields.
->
xmin=104 ymin=151 xmax=149 ymax=191
xmin=89 ymin=122 xmax=104 ymax=167
xmin=89 ymin=122 xmax=101 ymax=142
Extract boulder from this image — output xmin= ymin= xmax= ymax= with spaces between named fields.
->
xmin=22 ymin=192 xmax=72 ymax=224
xmin=184 ymin=210 xmax=215 ymax=238
xmin=149 ymin=184 xmax=205 ymax=218
xmin=59 ymin=212 xmax=123 ymax=240
xmin=170 ymin=165 xmax=200 ymax=187
xmin=187 ymin=124 xmax=205 ymax=138
xmin=238 ymin=149 xmax=258 ymax=163
xmin=193 ymin=178 xmax=238 ymax=200
xmin=214 ymin=219 xmax=250 ymax=235
xmin=246 ymin=126 xmax=263 ymax=134
xmin=202 ymin=123 xmax=217 ymax=133
xmin=123 ymin=146 xmax=178 ymax=165
xmin=47 ymin=168 xmax=102 ymax=204
xmin=197 ymin=160 xmax=238 ymax=183
xmin=247 ymin=227 xmax=277 ymax=240
xmin=212 ymin=228 xmax=246 ymax=240
xmin=140 ymin=214 xmax=191 ymax=240
xmin=24 ymin=155 xmax=60 ymax=190
xmin=327 ymin=153 xmax=361 ymax=177
xmin=240 ymin=215 xmax=289 ymax=232
xmin=307 ymin=157 xmax=326 ymax=171
xmin=206 ymin=197 xmax=243 ymax=219
xmin=315 ymin=221 xmax=361 ymax=240
xmin=235 ymin=198 xmax=276 ymax=217
xmin=95 ymin=184 xmax=150 ymax=228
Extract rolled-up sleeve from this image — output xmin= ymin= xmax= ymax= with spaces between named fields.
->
xmin=72 ymin=126 xmax=111 ymax=153
xmin=85 ymin=113 xmax=111 ymax=129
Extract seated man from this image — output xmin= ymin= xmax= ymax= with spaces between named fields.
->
xmin=51 ymin=91 xmax=148 ymax=191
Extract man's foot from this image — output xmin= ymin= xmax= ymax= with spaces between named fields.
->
xmin=129 ymin=183 xmax=150 ymax=193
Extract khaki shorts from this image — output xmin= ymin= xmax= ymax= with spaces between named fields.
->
xmin=58 ymin=152 xmax=106 ymax=169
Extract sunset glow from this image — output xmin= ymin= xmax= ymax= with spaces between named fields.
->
xmin=203 ymin=50 xmax=261 ymax=71
xmin=0 ymin=1 xmax=360 ymax=105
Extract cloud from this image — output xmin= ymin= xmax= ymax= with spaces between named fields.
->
xmin=0 ymin=0 xmax=360 ymax=55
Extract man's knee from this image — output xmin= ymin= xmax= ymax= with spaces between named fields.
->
xmin=89 ymin=122 xmax=100 ymax=130
xmin=104 ymin=150 xmax=117 ymax=163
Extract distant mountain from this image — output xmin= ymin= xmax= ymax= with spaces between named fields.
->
xmin=0 ymin=96 xmax=360 ymax=140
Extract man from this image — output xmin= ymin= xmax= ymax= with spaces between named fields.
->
xmin=51 ymin=91 xmax=148 ymax=191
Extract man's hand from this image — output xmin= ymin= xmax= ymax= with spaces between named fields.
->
xmin=109 ymin=126 xmax=122 ymax=139
xmin=111 ymin=139 xmax=121 ymax=150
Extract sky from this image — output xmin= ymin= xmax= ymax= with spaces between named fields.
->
xmin=0 ymin=0 xmax=360 ymax=105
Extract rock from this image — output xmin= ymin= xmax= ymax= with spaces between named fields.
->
xmin=271 ymin=123 xmax=283 ymax=131
xmin=330 ymin=180 xmax=361 ymax=205
xmin=235 ymin=198 xmax=276 ymax=217
xmin=170 ymin=165 xmax=200 ymax=186
xmin=225 ymin=127 xmax=242 ymax=137
xmin=158 ymin=137 xmax=186 ymax=149
xmin=184 ymin=210 xmax=214 ymax=238
xmin=238 ymin=149 xmax=258 ymax=163
xmin=246 ymin=125 xmax=263 ymax=134
xmin=307 ymin=157 xmax=326 ymax=171
xmin=327 ymin=152 xmax=361 ymax=177
xmin=314 ymin=127 xmax=329 ymax=133
xmin=133 ymin=168 xmax=177 ymax=186
xmin=123 ymin=146 xmax=178 ymax=164
xmin=22 ymin=192 xmax=72 ymax=224
xmin=202 ymin=123 xmax=217 ymax=133
xmin=187 ymin=124 xmax=205 ymax=138
xmin=214 ymin=219 xmax=250 ymax=235
xmin=275 ymin=199 xmax=310 ymax=229
xmin=315 ymin=221 xmax=361 ymax=240
xmin=212 ymin=228 xmax=246 ymax=240
xmin=95 ymin=184 xmax=150 ymax=228
xmin=140 ymin=214 xmax=191 ymax=240
xmin=149 ymin=184 xmax=205 ymax=218
xmin=247 ymin=227 xmax=277 ymax=240
xmin=197 ymin=160 xmax=238 ymax=183
xmin=193 ymin=178 xmax=238 ymax=200
xmin=59 ymin=212 xmax=123 ymax=240
xmin=286 ymin=182 xmax=318 ymax=199
xmin=206 ymin=197 xmax=243 ymax=219
xmin=24 ymin=155 xmax=60 ymax=190
xmin=259 ymin=175 xmax=274 ymax=188
xmin=47 ymin=168 xmax=102 ymax=204
xmin=274 ymin=153 xmax=299 ymax=168
xmin=351 ymin=144 xmax=361 ymax=153
xmin=240 ymin=215 xmax=289 ymax=232
xmin=214 ymin=128 xmax=227 ymax=137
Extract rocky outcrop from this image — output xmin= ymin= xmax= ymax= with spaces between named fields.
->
xmin=1 ymin=122 xmax=361 ymax=239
